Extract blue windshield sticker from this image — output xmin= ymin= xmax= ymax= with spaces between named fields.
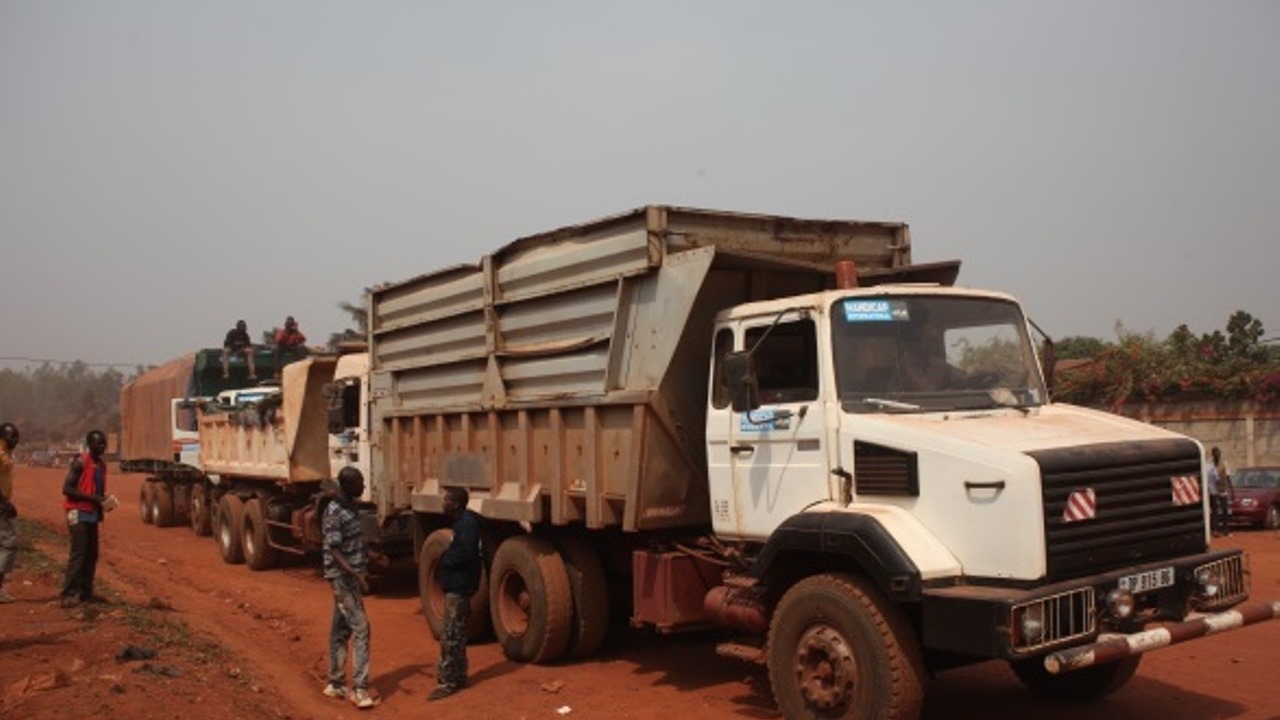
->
xmin=843 ymin=299 xmax=909 ymax=322
xmin=740 ymin=409 xmax=791 ymax=432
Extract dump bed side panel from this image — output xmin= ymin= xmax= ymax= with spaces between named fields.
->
xmin=369 ymin=206 xmax=910 ymax=528
xmin=198 ymin=358 xmax=335 ymax=483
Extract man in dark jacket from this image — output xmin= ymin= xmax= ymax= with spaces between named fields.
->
xmin=429 ymin=486 xmax=482 ymax=701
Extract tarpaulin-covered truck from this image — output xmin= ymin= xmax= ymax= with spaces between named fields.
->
xmin=369 ymin=206 xmax=1277 ymax=720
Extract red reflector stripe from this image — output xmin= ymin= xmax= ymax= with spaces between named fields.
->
xmin=1063 ymin=488 xmax=1097 ymax=522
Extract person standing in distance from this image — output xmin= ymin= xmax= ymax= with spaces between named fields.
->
xmin=1209 ymin=446 xmax=1234 ymax=537
xmin=322 ymin=466 xmax=377 ymax=709
xmin=60 ymin=429 xmax=110 ymax=607
xmin=0 ymin=423 xmax=20 ymax=603
xmin=429 ymin=486 xmax=483 ymax=701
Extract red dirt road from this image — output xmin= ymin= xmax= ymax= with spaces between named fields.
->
xmin=5 ymin=466 xmax=1280 ymax=720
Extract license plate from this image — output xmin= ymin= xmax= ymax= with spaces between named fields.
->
xmin=1118 ymin=567 xmax=1176 ymax=593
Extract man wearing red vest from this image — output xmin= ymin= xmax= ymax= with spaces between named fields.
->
xmin=60 ymin=430 xmax=110 ymax=607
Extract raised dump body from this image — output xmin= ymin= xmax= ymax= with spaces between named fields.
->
xmin=369 ymin=205 xmax=954 ymax=531
xmin=198 ymin=356 xmax=336 ymax=483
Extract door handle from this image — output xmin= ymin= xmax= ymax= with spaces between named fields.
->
xmin=730 ymin=444 xmax=755 ymax=455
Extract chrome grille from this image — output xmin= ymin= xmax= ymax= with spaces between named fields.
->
xmin=1194 ymin=554 xmax=1250 ymax=610
xmin=1010 ymin=587 xmax=1096 ymax=652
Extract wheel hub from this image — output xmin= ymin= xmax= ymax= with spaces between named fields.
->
xmin=793 ymin=625 xmax=857 ymax=711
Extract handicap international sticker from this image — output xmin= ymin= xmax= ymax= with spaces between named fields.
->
xmin=843 ymin=299 xmax=910 ymax=322
xmin=740 ymin=409 xmax=790 ymax=432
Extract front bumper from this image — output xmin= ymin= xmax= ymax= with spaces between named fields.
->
xmin=1044 ymin=599 xmax=1280 ymax=674
xmin=921 ymin=549 xmax=1252 ymax=660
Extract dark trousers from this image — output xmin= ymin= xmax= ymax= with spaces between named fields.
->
xmin=437 ymin=592 xmax=472 ymax=690
xmin=62 ymin=520 xmax=99 ymax=599
xmin=1212 ymin=495 xmax=1232 ymax=534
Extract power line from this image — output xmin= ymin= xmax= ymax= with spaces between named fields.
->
xmin=0 ymin=355 xmax=142 ymax=370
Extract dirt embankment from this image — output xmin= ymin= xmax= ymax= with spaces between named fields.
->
xmin=2 ymin=466 xmax=1279 ymax=720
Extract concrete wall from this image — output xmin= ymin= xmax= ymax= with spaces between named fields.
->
xmin=1110 ymin=400 xmax=1280 ymax=469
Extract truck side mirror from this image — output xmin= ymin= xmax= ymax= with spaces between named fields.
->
xmin=1040 ymin=338 xmax=1056 ymax=395
xmin=723 ymin=352 xmax=760 ymax=413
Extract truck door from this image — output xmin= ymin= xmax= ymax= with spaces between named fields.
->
xmin=707 ymin=315 xmax=831 ymax=541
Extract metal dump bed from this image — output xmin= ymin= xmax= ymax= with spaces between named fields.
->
xmin=198 ymin=357 xmax=336 ymax=484
xmin=369 ymin=205 xmax=938 ymax=531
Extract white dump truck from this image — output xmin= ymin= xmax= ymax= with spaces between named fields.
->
xmin=125 ymin=205 xmax=1277 ymax=720
xmin=366 ymin=206 xmax=1277 ymax=720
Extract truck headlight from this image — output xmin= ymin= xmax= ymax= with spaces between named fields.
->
xmin=1196 ymin=569 xmax=1221 ymax=598
xmin=1018 ymin=605 xmax=1045 ymax=644
xmin=1105 ymin=588 xmax=1136 ymax=619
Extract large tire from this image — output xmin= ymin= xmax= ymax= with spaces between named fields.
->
xmin=139 ymin=481 xmax=156 ymax=525
xmin=242 ymin=497 xmax=279 ymax=571
xmin=490 ymin=535 xmax=573 ymax=664
xmin=153 ymin=482 xmax=176 ymax=528
xmin=418 ymin=528 xmax=491 ymax=641
xmin=190 ymin=484 xmax=213 ymax=537
xmin=557 ymin=534 xmax=610 ymax=659
xmin=768 ymin=573 xmax=925 ymax=720
xmin=217 ymin=494 xmax=246 ymax=565
xmin=1010 ymin=654 xmax=1141 ymax=702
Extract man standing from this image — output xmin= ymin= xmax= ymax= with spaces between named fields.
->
xmin=60 ymin=429 xmax=110 ymax=607
xmin=1209 ymin=446 xmax=1233 ymax=536
xmin=429 ymin=486 xmax=482 ymax=702
xmin=322 ymin=467 xmax=376 ymax=709
xmin=0 ymin=423 xmax=20 ymax=603
xmin=222 ymin=319 xmax=257 ymax=380
xmin=272 ymin=315 xmax=309 ymax=378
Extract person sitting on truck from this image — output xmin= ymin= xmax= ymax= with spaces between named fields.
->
xmin=272 ymin=315 xmax=309 ymax=378
xmin=222 ymin=319 xmax=257 ymax=380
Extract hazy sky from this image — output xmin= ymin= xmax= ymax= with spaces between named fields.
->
xmin=2 ymin=1 xmax=1277 ymax=370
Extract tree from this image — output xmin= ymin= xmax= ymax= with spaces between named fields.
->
xmin=1055 ymin=310 xmax=1280 ymax=406
xmin=1055 ymin=336 xmax=1107 ymax=360
xmin=329 ymin=289 xmax=372 ymax=350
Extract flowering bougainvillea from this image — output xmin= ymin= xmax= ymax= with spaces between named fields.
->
xmin=1054 ymin=311 xmax=1280 ymax=408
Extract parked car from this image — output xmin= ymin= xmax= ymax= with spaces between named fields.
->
xmin=1230 ymin=466 xmax=1280 ymax=529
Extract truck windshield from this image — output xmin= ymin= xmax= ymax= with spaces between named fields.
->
xmin=831 ymin=295 xmax=1046 ymax=413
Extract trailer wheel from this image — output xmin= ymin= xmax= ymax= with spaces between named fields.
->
xmin=217 ymin=494 xmax=246 ymax=565
xmin=768 ymin=573 xmax=924 ymax=720
xmin=139 ymin=481 xmax=155 ymax=525
xmin=490 ymin=535 xmax=573 ymax=664
xmin=190 ymin=484 xmax=213 ymax=537
xmin=1009 ymin=655 xmax=1141 ymax=702
xmin=417 ymin=528 xmax=491 ymax=641
xmin=557 ymin=534 xmax=610 ymax=659
xmin=242 ymin=497 xmax=279 ymax=571
xmin=153 ymin=482 xmax=176 ymax=528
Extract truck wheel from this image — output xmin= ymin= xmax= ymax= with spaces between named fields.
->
xmin=418 ymin=529 xmax=491 ymax=641
xmin=140 ymin=481 xmax=156 ymax=525
xmin=242 ymin=497 xmax=279 ymax=571
xmin=217 ymin=494 xmax=246 ymax=565
xmin=190 ymin=485 xmax=213 ymax=537
xmin=768 ymin=573 xmax=924 ymax=720
xmin=153 ymin=482 xmax=176 ymax=528
xmin=557 ymin=534 xmax=610 ymax=659
xmin=490 ymin=535 xmax=573 ymax=664
xmin=1266 ymin=504 xmax=1279 ymax=530
xmin=172 ymin=484 xmax=191 ymax=526
xmin=1010 ymin=655 xmax=1141 ymax=701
